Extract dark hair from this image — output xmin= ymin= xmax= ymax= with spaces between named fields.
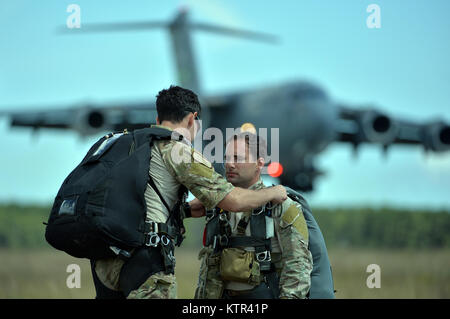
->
xmin=156 ymin=85 xmax=202 ymax=123
xmin=226 ymin=131 xmax=267 ymax=161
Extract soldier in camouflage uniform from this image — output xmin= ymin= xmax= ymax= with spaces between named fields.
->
xmin=90 ymin=86 xmax=288 ymax=299
xmin=195 ymin=132 xmax=313 ymax=299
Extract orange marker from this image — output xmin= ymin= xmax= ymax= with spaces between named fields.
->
xmin=268 ymin=162 xmax=283 ymax=178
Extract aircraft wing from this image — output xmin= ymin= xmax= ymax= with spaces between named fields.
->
xmin=335 ymin=106 xmax=450 ymax=152
xmin=0 ymin=101 xmax=157 ymax=136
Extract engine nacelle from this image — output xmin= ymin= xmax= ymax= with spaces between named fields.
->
xmin=423 ymin=123 xmax=450 ymax=152
xmin=360 ymin=111 xmax=398 ymax=144
xmin=72 ymin=108 xmax=111 ymax=136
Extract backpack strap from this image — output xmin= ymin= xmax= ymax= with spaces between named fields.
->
xmin=144 ymin=126 xmax=185 ymax=215
xmin=145 ymin=133 xmax=189 ymax=247
xmin=147 ymin=173 xmax=171 ymax=214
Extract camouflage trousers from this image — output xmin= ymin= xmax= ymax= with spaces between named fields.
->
xmin=92 ymin=246 xmax=177 ymax=299
xmin=127 ymin=271 xmax=177 ymax=299
xmin=194 ymin=247 xmax=224 ymax=299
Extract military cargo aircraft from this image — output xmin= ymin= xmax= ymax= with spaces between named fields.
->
xmin=2 ymin=9 xmax=449 ymax=192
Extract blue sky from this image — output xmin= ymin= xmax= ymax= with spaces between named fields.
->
xmin=0 ymin=0 xmax=449 ymax=209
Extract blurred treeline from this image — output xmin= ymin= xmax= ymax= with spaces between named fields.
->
xmin=0 ymin=204 xmax=449 ymax=249
xmin=313 ymin=208 xmax=450 ymax=249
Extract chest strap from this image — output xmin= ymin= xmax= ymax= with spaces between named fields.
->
xmin=236 ymin=215 xmax=250 ymax=235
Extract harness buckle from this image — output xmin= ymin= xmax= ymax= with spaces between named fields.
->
xmin=252 ymin=206 xmax=265 ymax=216
xmin=205 ymin=209 xmax=215 ymax=220
xmin=145 ymin=233 xmax=160 ymax=247
xmin=160 ymin=235 xmax=171 ymax=246
xmin=256 ymin=250 xmax=271 ymax=262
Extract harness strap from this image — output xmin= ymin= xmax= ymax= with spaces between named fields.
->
xmin=143 ymin=136 xmax=184 ymax=273
xmin=147 ymin=150 xmax=187 ymax=246
xmin=236 ymin=215 xmax=250 ymax=235
xmin=143 ymin=221 xmax=177 ymax=237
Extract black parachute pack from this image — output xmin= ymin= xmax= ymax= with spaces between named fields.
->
xmin=45 ymin=126 xmax=183 ymax=260
xmin=284 ymin=186 xmax=336 ymax=299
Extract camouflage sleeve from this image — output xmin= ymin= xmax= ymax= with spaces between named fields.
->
xmin=159 ymin=140 xmax=234 ymax=210
xmin=277 ymin=199 xmax=313 ymax=299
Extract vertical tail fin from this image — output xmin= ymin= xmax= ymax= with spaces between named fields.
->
xmin=59 ymin=8 xmax=278 ymax=97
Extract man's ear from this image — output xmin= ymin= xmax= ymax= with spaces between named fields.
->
xmin=156 ymin=116 xmax=160 ymax=125
xmin=186 ymin=113 xmax=195 ymax=129
xmin=257 ymin=157 xmax=265 ymax=170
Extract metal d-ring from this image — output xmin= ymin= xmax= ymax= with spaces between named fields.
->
xmin=252 ymin=206 xmax=265 ymax=216
xmin=256 ymin=250 xmax=271 ymax=262
xmin=265 ymin=202 xmax=277 ymax=210
xmin=160 ymin=235 xmax=170 ymax=246
xmin=146 ymin=233 xmax=160 ymax=247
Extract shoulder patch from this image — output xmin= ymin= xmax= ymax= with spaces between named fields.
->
xmin=190 ymin=162 xmax=213 ymax=179
xmin=281 ymin=204 xmax=309 ymax=241
xmin=192 ymin=149 xmax=212 ymax=168
xmin=189 ymin=149 xmax=214 ymax=178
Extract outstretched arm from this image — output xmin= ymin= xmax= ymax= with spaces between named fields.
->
xmin=161 ymin=141 xmax=286 ymax=212
xmin=217 ymin=185 xmax=287 ymax=212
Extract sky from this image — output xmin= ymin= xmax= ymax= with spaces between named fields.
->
xmin=0 ymin=0 xmax=449 ymax=210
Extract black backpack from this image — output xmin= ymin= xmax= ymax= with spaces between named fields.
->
xmin=45 ymin=127 xmax=178 ymax=260
xmin=285 ymin=187 xmax=336 ymax=299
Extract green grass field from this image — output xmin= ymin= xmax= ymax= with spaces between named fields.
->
xmin=1 ymin=247 xmax=449 ymax=299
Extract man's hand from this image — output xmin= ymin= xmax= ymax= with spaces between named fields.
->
xmin=188 ymin=198 xmax=206 ymax=218
xmin=270 ymin=185 xmax=288 ymax=204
